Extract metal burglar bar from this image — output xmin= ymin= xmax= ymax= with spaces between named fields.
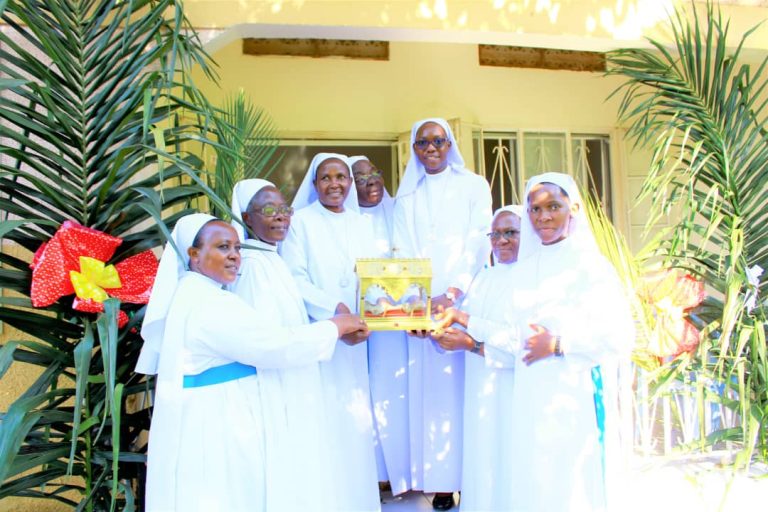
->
xmin=474 ymin=131 xmax=613 ymax=218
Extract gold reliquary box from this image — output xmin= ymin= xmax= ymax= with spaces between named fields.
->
xmin=356 ymin=258 xmax=432 ymax=331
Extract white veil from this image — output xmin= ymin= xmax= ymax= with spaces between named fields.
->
xmin=291 ymin=152 xmax=360 ymax=213
xmin=136 ymin=213 xmax=216 ymax=375
xmin=395 ymin=117 xmax=469 ymax=199
xmin=230 ymin=178 xmax=275 ymax=242
xmin=493 ymin=204 xmax=524 ymax=220
xmin=517 ymin=172 xmax=600 ymax=262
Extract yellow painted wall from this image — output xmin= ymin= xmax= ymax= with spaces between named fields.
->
xmin=191 ymin=37 xmax=638 ymax=234
xmin=197 ymin=39 xmax=625 ymax=134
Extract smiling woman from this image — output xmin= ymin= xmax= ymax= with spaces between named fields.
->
xmin=433 ymin=172 xmax=635 ymax=511
xmin=412 ymin=122 xmax=452 ymax=174
xmin=136 ymin=213 xmax=365 ymax=511
xmin=314 ymin=157 xmax=352 ymax=212
xmin=280 ymin=153 xmax=381 ymax=511
xmin=244 ymin=186 xmax=294 ymax=244
xmin=187 ymin=220 xmax=242 ymax=283
xmin=526 ymin=181 xmax=577 ymax=246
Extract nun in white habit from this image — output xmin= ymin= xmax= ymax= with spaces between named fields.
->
xmin=437 ymin=173 xmax=634 ymax=512
xmin=136 ymin=213 xmax=359 ymax=512
xmin=430 ymin=205 xmax=524 ymax=512
xmin=280 ymin=153 xmax=380 ymax=512
xmin=229 ymin=179 xmax=337 ymax=511
xmin=392 ymin=118 xmax=492 ymax=503
xmin=349 ymin=155 xmax=412 ymax=495
xmin=349 ymin=155 xmax=394 ymax=257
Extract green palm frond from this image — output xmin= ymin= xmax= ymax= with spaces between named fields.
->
xmin=0 ymin=0 xmax=222 ymax=508
xmin=608 ymin=0 xmax=768 ymax=464
xmin=208 ymin=90 xmax=281 ymax=219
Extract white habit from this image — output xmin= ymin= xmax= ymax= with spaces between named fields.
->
xmin=360 ymin=192 xmax=412 ymax=495
xmin=140 ymin=270 xmax=339 ymax=512
xmin=280 ymin=157 xmax=380 ymax=511
xmin=393 ymin=118 xmax=492 ymax=491
xmin=228 ymin=178 xmax=337 ymax=510
xmin=458 ymin=262 xmax=518 ymax=512
xmin=465 ymin=173 xmax=634 ymax=511
xmin=230 ymin=239 xmax=337 ymax=511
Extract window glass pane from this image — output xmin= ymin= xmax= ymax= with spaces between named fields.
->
xmin=478 ymin=131 xmax=613 ymax=221
xmin=482 ymin=136 xmax=519 ymax=210
xmin=572 ymin=135 xmax=612 ymax=217
xmin=523 ymin=133 xmax=566 ymax=179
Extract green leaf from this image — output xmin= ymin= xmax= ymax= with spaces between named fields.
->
xmin=0 ymin=397 xmax=44 ymax=485
xmin=607 ymin=0 xmax=768 ymax=462
xmin=0 ymin=342 xmax=19 ymax=380
xmin=0 ymin=0 xmax=221 ymax=506
xmin=0 ymin=77 xmax=26 ymax=89
xmin=0 ymin=218 xmax=58 ymax=239
xmin=110 ymin=383 xmax=123 ymax=511
xmin=68 ymin=323 xmax=94 ymax=475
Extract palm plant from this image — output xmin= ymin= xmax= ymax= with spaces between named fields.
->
xmin=0 ymin=0 xmax=225 ymax=509
xmin=207 ymin=90 xmax=281 ymax=219
xmin=607 ymin=1 xmax=768 ymax=465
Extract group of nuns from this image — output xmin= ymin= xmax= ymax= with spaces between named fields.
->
xmin=136 ymin=117 xmax=635 ymax=512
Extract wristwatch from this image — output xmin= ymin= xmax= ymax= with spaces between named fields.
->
xmin=470 ymin=339 xmax=484 ymax=354
xmin=553 ymin=335 xmax=564 ymax=357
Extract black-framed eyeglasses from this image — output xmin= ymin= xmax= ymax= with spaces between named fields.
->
xmin=413 ymin=137 xmax=449 ymax=150
xmin=486 ymin=229 xmax=520 ymax=241
xmin=354 ymin=170 xmax=383 ymax=185
xmin=254 ymin=204 xmax=294 ymax=217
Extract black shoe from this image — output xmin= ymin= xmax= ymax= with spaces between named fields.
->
xmin=432 ymin=493 xmax=455 ymax=511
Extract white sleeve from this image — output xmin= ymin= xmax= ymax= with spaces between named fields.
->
xmin=229 ymin=262 xmax=260 ymax=305
xmin=194 ymin=292 xmax=339 ymax=369
xmin=392 ymin=195 xmax=417 ymax=258
xmin=558 ymin=271 xmax=636 ymax=365
xmin=458 ymin=269 xmax=517 ymax=368
xmin=465 ymin=315 xmax=523 ymax=369
xmin=483 ymin=343 xmax=518 ymax=368
xmin=448 ymin=176 xmax=492 ymax=293
xmin=279 ymin=219 xmax=340 ymax=320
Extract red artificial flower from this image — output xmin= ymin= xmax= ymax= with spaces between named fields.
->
xmin=30 ymin=221 xmax=158 ymax=327
xmin=639 ymin=269 xmax=706 ymax=358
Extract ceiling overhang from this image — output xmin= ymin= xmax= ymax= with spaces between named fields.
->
xmin=187 ymin=1 xmax=768 ymax=56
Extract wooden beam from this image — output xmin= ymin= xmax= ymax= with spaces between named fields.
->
xmin=479 ymin=44 xmax=605 ymax=72
xmin=243 ymin=38 xmax=389 ymax=60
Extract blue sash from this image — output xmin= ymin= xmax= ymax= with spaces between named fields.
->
xmin=183 ymin=361 xmax=257 ymax=388
xmin=592 ymin=365 xmax=606 ymax=484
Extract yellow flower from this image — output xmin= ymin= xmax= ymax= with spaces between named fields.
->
xmin=69 ymin=256 xmax=122 ymax=303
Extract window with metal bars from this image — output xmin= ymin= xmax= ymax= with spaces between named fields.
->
xmin=472 ymin=131 xmax=613 ymax=218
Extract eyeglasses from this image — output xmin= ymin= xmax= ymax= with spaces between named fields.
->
xmin=486 ymin=229 xmax=520 ymax=241
xmin=413 ymin=137 xmax=449 ymax=150
xmin=354 ymin=170 xmax=383 ymax=185
xmin=254 ymin=204 xmax=294 ymax=217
